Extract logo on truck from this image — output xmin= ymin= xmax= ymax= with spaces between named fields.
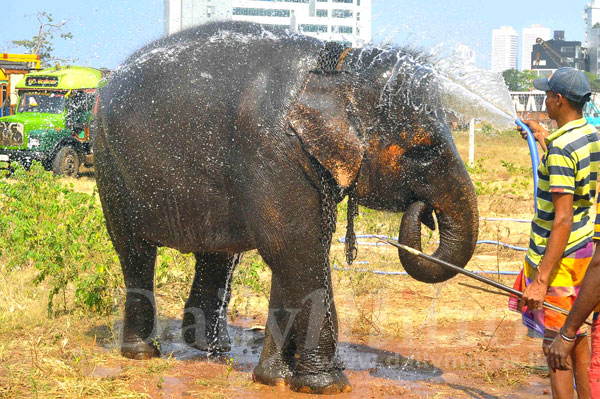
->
xmin=0 ymin=122 xmax=25 ymax=146
xmin=25 ymin=76 xmax=59 ymax=87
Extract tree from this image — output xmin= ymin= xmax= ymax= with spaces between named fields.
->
xmin=502 ymin=69 xmax=537 ymax=92
xmin=585 ymin=71 xmax=600 ymax=93
xmin=11 ymin=12 xmax=73 ymax=67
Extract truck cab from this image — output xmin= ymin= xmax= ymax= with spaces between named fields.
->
xmin=0 ymin=65 xmax=106 ymax=177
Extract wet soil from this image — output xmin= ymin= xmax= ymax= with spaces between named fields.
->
xmin=94 ymin=308 xmax=550 ymax=399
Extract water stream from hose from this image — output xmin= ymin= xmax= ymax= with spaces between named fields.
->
xmin=433 ymin=55 xmax=517 ymax=128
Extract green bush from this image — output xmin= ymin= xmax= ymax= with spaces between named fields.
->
xmin=0 ymin=163 xmax=276 ymax=318
xmin=0 ymin=162 xmax=120 ymax=316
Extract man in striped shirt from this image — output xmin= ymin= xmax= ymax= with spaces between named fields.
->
xmin=516 ymin=67 xmax=600 ymax=399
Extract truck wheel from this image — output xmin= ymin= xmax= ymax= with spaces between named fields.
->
xmin=52 ymin=146 xmax=80 ymax=177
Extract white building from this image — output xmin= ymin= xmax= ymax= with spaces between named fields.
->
xmin=455 ymin=44 xmax=475 ymax=64
xmin=521 ymin=24 xmax=550 ymax=71
xmin=585 ymin=1 xmax=600 ymax=74
xmin=164 ymin=0 xmax=372 ymax=48
xmin=492 ymin=26 xmax=518 ymax=73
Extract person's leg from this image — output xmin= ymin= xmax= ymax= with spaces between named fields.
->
xmin=543 ymin=331 xmax=576 ymax=399
xmin=589 ymin=315 xmax=600 ymax=399
xmin=572 ymin=334 xmax=591 ymax=399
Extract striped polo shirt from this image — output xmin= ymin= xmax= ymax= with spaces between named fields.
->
xmin=526 ymin=118 xmax=600 ymax=268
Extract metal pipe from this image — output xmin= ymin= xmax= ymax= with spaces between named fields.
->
xmin=386 ymin=240 xmax=592 ymax=326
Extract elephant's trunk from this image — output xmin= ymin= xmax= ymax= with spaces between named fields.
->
xmin=398 ymin=170 xmax=479 ymax=283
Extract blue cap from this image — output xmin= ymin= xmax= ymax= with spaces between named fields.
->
xmin=533 ymin=67 xmax=592 ymax=103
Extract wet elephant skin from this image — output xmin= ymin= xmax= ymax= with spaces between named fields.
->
xmin=93 ymin=21 xmax=478 ymax=394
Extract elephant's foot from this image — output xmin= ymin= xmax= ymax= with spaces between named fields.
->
xmin=252 ymin=358 xmax=293 ymax=387
xmin=290 ymin=370 xmax=352 ymax=394
xmin=182 ymin=311 xmax=231 ymax=353
xmin=121 ymin=338 xmax=161 ymax=360
xmin=122 ymin=295 xmax=160 ymax=359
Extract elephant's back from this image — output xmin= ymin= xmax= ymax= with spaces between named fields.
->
xmin=93 ymin=22 xmax=322 ymax=251
xmin=98 ymin=21 xmax=321 ymax=168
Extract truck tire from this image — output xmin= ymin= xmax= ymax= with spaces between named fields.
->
xmin=52 ymin=146 xmax=80 ymax=177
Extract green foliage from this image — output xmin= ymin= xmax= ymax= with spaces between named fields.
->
xmin=11 ymin=12 xmax=73 ymax=67
xmin=155 ymin=248 xmax=194 ymax=289
xmin=502 ymin=69 xmax=536 ymax=92
xmin=465 ymin=157 xmax=488 ymax=175
xmin=585 ymin=72 xmax=600 ymax=93
xmin=481 ymin=123 xmax=493 ymax=135
xmin=0 ymin=162 xmax=119 ymax=316
xmin=232 ymin=253 xmax=269 ymax=296
xmin=500 ymin=160 xmax=529 ymax=175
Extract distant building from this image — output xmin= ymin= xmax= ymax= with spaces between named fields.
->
xmin=164 ymin=0 xmax=372 ymax=48
xmin=521 ymin=24 xmax=550 ymax=71
xmin=492 ymin=26 xmax=518 ymax=73
xmin=531 ymin=31 xmax=585 ymax=75
xmin=585 ymin=1 xmax=600 ymax=74
xmin=455 ymin=44 xmax=475 ymax=64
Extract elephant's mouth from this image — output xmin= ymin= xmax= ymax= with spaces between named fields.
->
xmin=397 ymin=188 xmax=478 ymax=284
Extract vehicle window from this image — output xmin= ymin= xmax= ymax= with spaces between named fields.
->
xmin=17 ymin=92 xmax=66 ymax=114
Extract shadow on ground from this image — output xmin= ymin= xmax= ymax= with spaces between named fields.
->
xmin=88 ymin=317 xmax=502 ymax=398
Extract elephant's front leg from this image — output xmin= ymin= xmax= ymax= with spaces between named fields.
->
xmin=182 ymin=252 xmax=239 ymax=352
xmin=253 ymin=272 xmax=296 ymax=386
xmin=288 ymin=268 xmax=349 ymax=394
xmin=254 ymin=240 xmax=350 ymax=393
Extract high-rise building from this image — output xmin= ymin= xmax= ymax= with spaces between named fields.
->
xmin=492 ymin=26 xmax=518 ymax=73
xmin=522 ymin=24 xmax=550 ymax=71
xmin=164 ymin=0 xmax=372 ymax=48
xmin=531 ymin=32 xmax=585 ymax=75
xmin=455 ymin=44 xmax=475 ymax=64
xmin=585 ymin=1 xmax=600 ymax=74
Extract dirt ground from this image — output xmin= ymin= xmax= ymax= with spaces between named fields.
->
xmin=0 ymin=129 xmax=568 ymax=398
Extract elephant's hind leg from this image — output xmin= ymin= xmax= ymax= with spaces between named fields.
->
xmin=118 ymin=238 xmax=160 ymax=360
xmin=182 ymin=252 xmax=240 ymax=352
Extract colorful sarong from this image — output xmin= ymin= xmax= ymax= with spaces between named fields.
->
xmin=508 ymin=241 xmax=594 ymax=336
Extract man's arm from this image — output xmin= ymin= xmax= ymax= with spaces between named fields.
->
xmin=517 ymin=119 xmax=549 ymax=153
xmin=522 ymin=193 xmax=573 ymax=310
xmin=547 ymin=242 xmax=600 ymax=370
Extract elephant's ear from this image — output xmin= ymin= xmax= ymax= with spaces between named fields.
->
xmin=287 ymin=85 xmax=364 ymax=188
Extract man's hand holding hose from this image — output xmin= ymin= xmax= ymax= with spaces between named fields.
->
xmin=516 ymin=119 xmax=549 ymax=152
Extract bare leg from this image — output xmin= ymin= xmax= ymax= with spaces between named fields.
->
xmin=543 ymin=331 xmax=590 ymax=399
xmin=572 ymin=335 xmax=591 ymax=399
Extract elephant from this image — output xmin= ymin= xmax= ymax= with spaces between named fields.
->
xmin=93 ymin=21 xmax=479 ymax=394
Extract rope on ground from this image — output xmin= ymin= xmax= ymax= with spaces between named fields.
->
xmin=332 ymin=264 xmax=520 ymax=276
xmin=338 ymin=236 xmax=527 ymax=252
xmin=334 ymin=215 xmax=529 ymax=276
xmin=480 ymin=217 xmax=530 ymax=223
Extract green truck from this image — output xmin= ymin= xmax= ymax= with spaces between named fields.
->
xmin=0 ymin=65 xmax=107 ymax=177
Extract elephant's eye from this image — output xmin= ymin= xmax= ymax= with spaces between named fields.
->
xmin=403 ymin=144 xmax=435 ymax=163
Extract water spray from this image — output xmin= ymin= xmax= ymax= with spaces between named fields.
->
xmin=515 ymin=119 xmax=539 ymax=213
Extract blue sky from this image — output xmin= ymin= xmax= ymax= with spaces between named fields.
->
xmin=0 ymin=0 xmax=588 ymax=70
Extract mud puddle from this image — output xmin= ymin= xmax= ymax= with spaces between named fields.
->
xmin=101 ymin=317 xmax=549 ymax=398
xmin=155 ymin=318 xmax=443 ymax=382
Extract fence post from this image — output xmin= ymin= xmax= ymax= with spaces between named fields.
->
xmin=469 ymin=118 xmax=475 ymax=167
